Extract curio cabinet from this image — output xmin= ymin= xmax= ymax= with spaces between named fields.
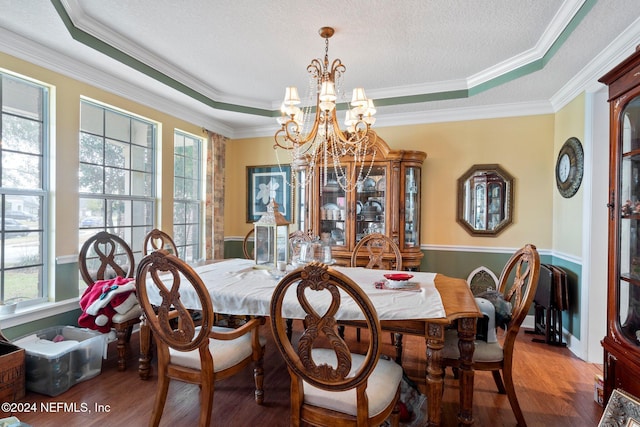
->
xmin=600 ymin=45 xmax=640 ymax=405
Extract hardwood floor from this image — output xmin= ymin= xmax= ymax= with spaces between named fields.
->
xmin=6 ymin=323 xmax=604 ymax=426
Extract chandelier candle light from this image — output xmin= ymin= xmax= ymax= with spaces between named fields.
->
xmin=274 ymin=27 xmax=378 ymax=192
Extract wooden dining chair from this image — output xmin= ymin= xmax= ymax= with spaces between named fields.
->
xmin=140 ymin=228 xmax=180 ymax=375
xmin=242 ymin=228 xmax=254 ymax=259
xmin=283 ymin=230 xmax=313 ymax=339
xmin=142 ymin=228 xmax=178 ymax=256
xmin=136 ymin=250 xmax=266 ymax=427
xmin=350 ymin=233 xmax=402 ymax=271
xmin=270 ymin=262 xmax=402 ymax=427
xmin=350 ymin=232 xmax=403 ymax=349
xmin=78 ymin=231 xmax=141 ymax=371
xmin=442 ymin=243 xmax=540 ymax=427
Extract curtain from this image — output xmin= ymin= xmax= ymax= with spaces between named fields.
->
xmin=205 ymin=130 xmax=226 ymax=259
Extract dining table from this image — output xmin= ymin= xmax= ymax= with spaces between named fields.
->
xmin=137 ymin=258 xmax=482 ymax=426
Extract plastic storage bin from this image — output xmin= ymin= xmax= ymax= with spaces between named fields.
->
xmin=13 ymin=326 xmax=107 ymax=396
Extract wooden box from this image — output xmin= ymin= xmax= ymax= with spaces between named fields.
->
xmin=0 ymin=340 xmax=25 ymax=403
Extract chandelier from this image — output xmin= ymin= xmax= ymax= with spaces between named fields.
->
xmin=274 ymin=27 xmax=378 ymax=192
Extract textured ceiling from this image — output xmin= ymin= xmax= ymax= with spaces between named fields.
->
xmin=0 ymin=0 xmax=639 ymax=138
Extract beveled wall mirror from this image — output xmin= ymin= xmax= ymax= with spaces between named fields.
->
xmin=457 ymin=164 xmax=514 ymax=236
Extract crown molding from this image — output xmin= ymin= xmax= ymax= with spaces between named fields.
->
xmin=467 ymin=0 xmax=587 ymax=88
xmin=62 ymin=0 xmax=271 ymax=112
xmin=3 ymin=0 xmax=636 ymax=140
xmin=551 ymin=15 xmax=640 ymax=109
xmin=62 ymin=0 xmax=588 ymax=116
xmin=233 ymin=100 xmax=555 ymax=139
xmin=0 ymin=27 xmax=233 ymax=136
xmin=378 ymin=101 xmax=554 ymax=128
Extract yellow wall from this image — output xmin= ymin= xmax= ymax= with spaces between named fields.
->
xmin=0 ymin=51 xmax=203 ymax=258
xmin=2 ymin=49 xmax=559 ymax=255
xmin=553 ymin=94 xmax=585 ymax=257
xmin=225 ymin=136 xmax=278 ymax=237
xmin=226 ymin=114 xmax=555 ymax=249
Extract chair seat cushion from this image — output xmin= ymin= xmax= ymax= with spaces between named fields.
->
xmin=112 ymin=303 xmax=142 ymax=323
xmin=303 ymin=348 xmax=403 ymax=418
xmin=169 ymin=326 xmax=266 ymax=372
xmin=441 ymin=328 xmax=504 ymax=363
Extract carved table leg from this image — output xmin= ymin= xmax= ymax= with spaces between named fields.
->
xmin=394 ymin=332 xmax=403 ymax=364
xmin=254 ymin=357 xmax=264 ymax=405
xmin=253 ymin=320 xmax=265 ymax=405
xmin=457 ymin=317 xmax=477 ymax=426
xmin=426 ymin=322 xmax=445 ymax=426
xmin=138 ymin=315 xmax=152 ymax=380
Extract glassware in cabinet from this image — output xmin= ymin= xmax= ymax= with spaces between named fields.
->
xmin=618 ymin=128 xmax=640 ymax=346
xmin=303 ymin=136 xmax=426 ymax=269
xmin=355 ymin=165 xmax=387 ymax=243
xmin=293 ymin=168 xmax=310 ymax=235
xmin=319 ymin=168 xmax=347 ymax=247
xmin=404 ymin=166 xmax=420 ymax=247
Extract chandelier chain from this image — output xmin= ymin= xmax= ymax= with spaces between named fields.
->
xmin=274 ymin=27 xmax=378 ymax=193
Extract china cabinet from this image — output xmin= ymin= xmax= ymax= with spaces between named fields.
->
xmin=600 ymin=45 xmax=640 ymax=405
xmin=456 ymin=164 xmax=513 ymax=236
xmin=468 ymin=172 xmax=507 ymax=232
xmin=298 ymin=136 xmax=426 ymax=270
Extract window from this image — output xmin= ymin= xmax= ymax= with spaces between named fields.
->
xmin=79 ymin=100 xmax=156 ymax=273
xmin=173 ymin=130 xmax=202 ymax=262
xmin=0 ymin=72 xmax=48 ymax=306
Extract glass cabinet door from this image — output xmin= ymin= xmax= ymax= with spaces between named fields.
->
xmin=319 ymin=168 xmax=347 ymax=248
xmin=487 ymin=182 xmax=503 ymax=230
xmin=355 ymin=165 xmax=387 ymax=244
xmin=473 ymin=182 xmax=487 ymax=230
xmin=306 ymin=140 xmax=425 ymax=269
xmin=293 ymin=168 xmax=310 ymax=234
xmin=404 ymin=166 xmax=420 ymax=247
xmin=618 ymin=95 xmax=640 ymax=346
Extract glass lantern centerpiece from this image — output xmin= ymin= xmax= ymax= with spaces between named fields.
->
xmin=254 ymin=199 xmax=290 ymax=269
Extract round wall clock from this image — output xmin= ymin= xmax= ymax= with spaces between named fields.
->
xmin=555 ymin=137 xmax=584 ymax=198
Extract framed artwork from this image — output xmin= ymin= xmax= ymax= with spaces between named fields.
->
xmin=246 ymin=165 xmax=292 ymax=223
xmin=599 ymin=389 xmax=640 ymax=427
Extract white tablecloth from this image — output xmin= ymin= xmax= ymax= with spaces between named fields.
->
xmin=143 ymin=258 xmax=445 ymax=321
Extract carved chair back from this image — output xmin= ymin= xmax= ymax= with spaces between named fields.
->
xmin=242 ymin=228 xmax=255 ymax=260
xmin=142 ymin=228 xmax=178 ymax=257
xmin=79 ymin=231 xmax=135 ymax=286
xmin=350 ymin=233 xmax=402 ymax=271
xmin=270 ymin=262 xmax=400 ymax=425
xmin=136 ymin=250 xmax=266 ymax=426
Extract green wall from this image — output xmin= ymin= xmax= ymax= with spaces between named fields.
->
xmin=3 ymin=310 xmax=82 ymax=340
xmin=55 ymin=262 xmax=81 ymax=301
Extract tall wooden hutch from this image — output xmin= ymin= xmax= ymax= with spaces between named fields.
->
xmin=295 ymin=136 xmax=426 ymax=270
xmin=600 ymin=45 xmax=640 ymax=405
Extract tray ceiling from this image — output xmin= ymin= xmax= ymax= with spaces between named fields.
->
xmin=0 ymin=0 xmax=639 ymax=138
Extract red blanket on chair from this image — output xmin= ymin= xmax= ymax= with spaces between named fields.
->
xmin=78 ymin=277 xmax=137 ymax=333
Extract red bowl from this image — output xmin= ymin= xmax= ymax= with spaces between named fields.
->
xmin=383 ymin=273 xmax=414 ymax=281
